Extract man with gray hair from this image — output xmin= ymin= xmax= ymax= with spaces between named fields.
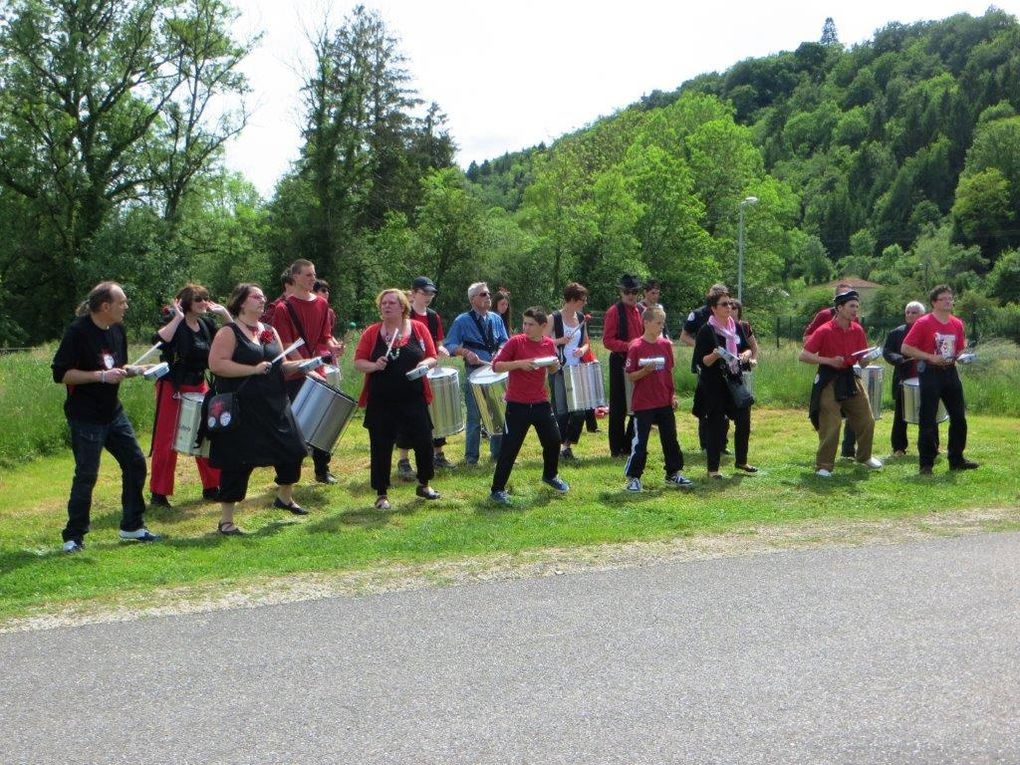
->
xmin=444 ymin=282 xmax=510 ymax=465
xmin=882 ymin=300 xmax=926 ymax=455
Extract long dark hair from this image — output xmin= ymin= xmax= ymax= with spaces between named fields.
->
xmin=494 ymin=290 xmax=512 ymax=334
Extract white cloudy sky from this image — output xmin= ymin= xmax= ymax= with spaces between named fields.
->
xmin=223 ymin=0 xmax=1010 ymax=196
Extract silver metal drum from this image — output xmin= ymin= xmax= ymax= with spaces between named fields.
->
xmin=901 ymin=377 xmax=949 ymax=425
xmin=563 ymin=361 xmax=606 ymax=412
xmin=860 ymin=365 xmax=884 ymax=420
xmin=468 ymin=365 xmax=509 ymax=435
xmin=428 ymin=367 xmax=464 ymax=438
xmin=173 ymin=392 xmax=209 ymax=457
xmin=292 ymin=376 xmax=357 ymax=453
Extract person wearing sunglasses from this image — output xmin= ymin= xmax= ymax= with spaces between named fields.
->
xmin=443 ymin=282 xmax=510 ymax=465
xmin=680 ymin=283 xmax=732 ymax=455
xmin=602 ymin=274 xmax=644 ymax=457
xmin=149 ymin=283 xmax=231 ymax=508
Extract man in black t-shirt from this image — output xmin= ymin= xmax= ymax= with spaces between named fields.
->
xmin=51 ymin=282 xmax=161 ymax=552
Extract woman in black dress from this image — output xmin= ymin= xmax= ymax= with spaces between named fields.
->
xmin=207 ymin=283 xmax=311 ymax=534
xmin=354 ymin=288 xmax=440 ymax=510
xmin=692 ymin=292 xmax=756 ymax=479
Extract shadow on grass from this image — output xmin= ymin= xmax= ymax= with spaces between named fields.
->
xmin=308 ymin=503 xmax=417 ymax=531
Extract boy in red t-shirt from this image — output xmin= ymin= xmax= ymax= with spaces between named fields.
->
xmin=623 ymin=306 xmax=693 ymax=491
xmin=488 ymin=307 xmax=570 ymax=505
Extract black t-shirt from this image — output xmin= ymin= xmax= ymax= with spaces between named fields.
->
xmin=51 ymin=315 xmax=128 ymax=423
xmin=155 ymin=316 xmax=215 ymax=387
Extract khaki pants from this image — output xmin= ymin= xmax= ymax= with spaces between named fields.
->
xmin=816 ymin=378 xmax=874 ymax=471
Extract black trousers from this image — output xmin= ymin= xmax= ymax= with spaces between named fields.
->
xmin=368 ymin=401 xmax=434 ymax=495
xmin=891 ymin=381 xmax=908 ymax=452
xmin=608 ymin=354 xmax=634 ymax=456
xmin=549 ymin=371 xmax=584 ymax=446
xmin=491 ymin=401 xmax=561 ymax=492
xmin=701 ymin=406 xmax=750 ymax=472
xmin=918 ymin=368 xmax=967 ymax=469
xmin=286 ymin=378 xmax=331 ymax=476
xmin=625 ymin=406 xmax=683 ymax=479
xmin=219 ymin=461 xmax=302 ymax=503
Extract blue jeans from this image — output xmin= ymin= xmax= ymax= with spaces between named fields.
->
xmin=463 ymin=376 xmax=502 ymax=464
xmin=63 ymin=411 xmax=147 ymax=542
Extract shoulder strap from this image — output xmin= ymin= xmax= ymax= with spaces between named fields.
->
xmin=615 ymin=301 xmax=629 ymax=342
xmin=284 ymin=299 xmax=312 ymax=356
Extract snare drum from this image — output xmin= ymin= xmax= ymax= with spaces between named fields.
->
xmin=468 ymin=365 xmax=509 ymax=435
xmin=563 ymin=361 xmax=606 ymax=412
xmin=174 ymin=392 xmax=209 ymax=457
xmin=428 ymin=367 xmax=465 ymax=438
xmin=292 ymin=376 xmax=357 ymax=453
xmin=901 ymin=377 xmax=949 ymax=425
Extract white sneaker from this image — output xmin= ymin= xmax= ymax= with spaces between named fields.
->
xmin=863 ymin=457 xmax=883 ymax=469
xmin=62 ymin=539 xmax=84 ymax=553
xmin=626 ymin=477 xmax=642 ymax=492
xmin=816 ymin=469 xmax=832 ymax=478
xmin=119 ymin=527 xmax=162 ymax=542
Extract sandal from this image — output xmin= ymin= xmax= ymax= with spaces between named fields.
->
xmin=217 ymin=521 xmax=244 ymax=536
xmin=273 ymin=497 xmax=309 ymax=515
xmin=416 ymin=485 xmax=441 ymax=500
xmin=374 ymin=496 xmax=391 ymax=510
xmin=735 ymin=464 xmax=759 ymax=473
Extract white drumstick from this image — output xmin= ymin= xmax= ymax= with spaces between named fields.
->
xmin=271 ymin=338 xmax=305 ymax=364
xmin=385 ymin=328 xmax=401 ymax=356
xmin=131 ymin=342 xmax=163 ymax=366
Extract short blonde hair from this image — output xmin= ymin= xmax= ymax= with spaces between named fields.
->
xmin=642 ymin=305 xmax=665 ymax=323
xmin=376 ymin=288 xmax=410 ymax=318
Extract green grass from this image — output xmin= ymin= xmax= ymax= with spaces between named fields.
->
xmin=1 ymin=405 xmax=1018 ymax=623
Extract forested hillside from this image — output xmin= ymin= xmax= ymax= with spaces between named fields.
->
xmin=2 ymin=5 xmax=1019 ymax=344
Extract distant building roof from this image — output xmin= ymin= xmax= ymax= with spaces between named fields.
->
xmin=828 ymin=276 xmax=882 ymax=290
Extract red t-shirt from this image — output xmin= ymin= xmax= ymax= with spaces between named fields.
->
xmin=804 ymin=306 xmax=860 ymax=339
xmin=804 ymin=318 xmax=868 ymax=368
xmin=272 ymin=294 xmax=333 ymax=380
xmin=903 ymin=313 xmax=966 ymax=359
xmin=492 ymin=334 xmax=556 ymax=404
xmin=625 ymin=337 xmax=675 ymax=411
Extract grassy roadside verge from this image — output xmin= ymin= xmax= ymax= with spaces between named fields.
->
xmin=2 ymin=407 xmax=1018 ymax=626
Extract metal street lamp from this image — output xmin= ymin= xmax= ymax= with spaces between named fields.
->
xmin=737 ymin=196 xmax=759 ymax=302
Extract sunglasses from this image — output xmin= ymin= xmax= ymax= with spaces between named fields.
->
xmin=622 ymin=289 xmax=640 ymax=295
xmin=475 ymin=291 xmax=491 ymax=298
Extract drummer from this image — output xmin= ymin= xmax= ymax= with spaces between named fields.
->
xmin=546 ymin=282 xmax=591 ymax=463
xmin=272 ymin=259 xmax=340 ymax=485
xmin=882 ymin=300 xmax=926 ymax=456
xmin=354 ymin=288 xmax=441 ymax=509
xmin=51 ymin=282 xmax=161 ymax=552
xmin=488 ymin=307 xmax=569 ymax=505
xmin=207 ymin=284 xmax=313 ymax=535
xmin=901 ymin=285 xmax=978 ymax=475
xmin=798 ymin=290 xmax=883 ymax=477
xmin=396 ymin=276 xmax=455 ymax=479
xmin=602 ymin=275 xmax=644 ymax=457
xmin=149 ymin=284 xmax=230 ymax=509
xmin=443 ymin=282 xmax=510 ymax=465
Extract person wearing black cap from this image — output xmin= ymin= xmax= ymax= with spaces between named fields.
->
xmin=799 ymin=291 xmax=882 ymax=477
xmin=602 ymin=275 xmax=644 ymax=457
xmin=396 ymin=276 xmax=455 ymax=477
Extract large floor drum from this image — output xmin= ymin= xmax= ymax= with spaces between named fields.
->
xmin=564 ymin=361 xmax=606 ymax=412
xmin=468 ymin=365 xmax=509 ymax=435
xmin=860 ymin=365 xmax=884 ymax=420
xmin=174 ymin=392 xmax=209 ymax=457
xmin=292 ymin=376 xmax=357 ymax=453
xmin=901 ymin=377 xmax=949 ymax=425
xmin=428 ymin=367 xmax=464 ymax=438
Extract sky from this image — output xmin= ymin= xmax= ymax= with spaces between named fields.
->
xmin=223 ymin=0 xmax=1013 ymax=196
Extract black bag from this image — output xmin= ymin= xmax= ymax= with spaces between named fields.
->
xmin=203 ymin=391 xmax=240 ymax=435
xmin=726 ymin=375 xmax=755 ymax=409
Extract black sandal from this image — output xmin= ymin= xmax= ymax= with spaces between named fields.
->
xmin=217 ymin=521 xmax=244 ymax=536
xmin=735 ymin=464 xmax=759 ymax=473
xmin=273 ymin=498 xmax=308 ymax=515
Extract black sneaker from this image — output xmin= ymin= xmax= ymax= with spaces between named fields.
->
xmin=396 ymin=459 xmax=415 ymax=481
xmin=150 ymin=493 xmax=172 ymax=509
xmin=950 ymin=459 xmax=979 ymax=471
xmin=315 ymin=472 xmax=338 ymax=485
xmin=560 ymin=447 xmax=577 ymax=463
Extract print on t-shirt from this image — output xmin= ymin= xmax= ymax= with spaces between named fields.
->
xmin=934 ymin=332 xmax=956 ymax=360
xmin=101 ymin=350 xmax=115 ymax=369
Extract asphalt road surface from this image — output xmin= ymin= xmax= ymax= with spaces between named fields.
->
xmin=2 ymin=532 xmax=1018 ymax=764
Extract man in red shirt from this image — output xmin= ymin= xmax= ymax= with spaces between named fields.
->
xmin=623 ymin=306 xmax=693 ymax=492
xmin=901 ymin=285 xmax=978 ymax=475
xmin=799 ymin=291 xmax=883 ymax=477
xmin=488 ymin=307 xmax=569 ymax=505
xmin=602 ymin=274 xmax=644 ymax=457
xmin=272 ymin=258 xmax=338 ymax=484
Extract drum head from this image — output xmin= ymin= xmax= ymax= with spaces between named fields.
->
xmin=469 ymin=366 xmax=508 ymax=384
xmin=428 ymin=367 xmax=457 ymax=381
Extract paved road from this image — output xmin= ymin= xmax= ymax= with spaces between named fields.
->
xmin=2 ymin=533 xmax=1018 ymax=764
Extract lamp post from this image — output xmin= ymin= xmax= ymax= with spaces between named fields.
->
xmin=737 ymin=196 xmax=759 ymax=302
